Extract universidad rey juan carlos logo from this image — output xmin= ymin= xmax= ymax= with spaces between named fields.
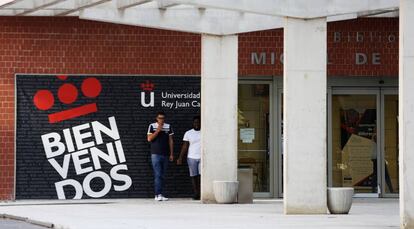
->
xmin=32 ymin=75 xmax=132 ymax=200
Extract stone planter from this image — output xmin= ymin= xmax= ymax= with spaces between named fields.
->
xmin=327 ymin=187 xmax=354 ymax=214
xmin=213 ymin=181 xmax=239 ymax=204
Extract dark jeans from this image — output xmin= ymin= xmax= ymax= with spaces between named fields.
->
xmin=151 ymin=154 xmax=168 ymax=195
xmin=372 ymin=159 xmax=394 ymax=193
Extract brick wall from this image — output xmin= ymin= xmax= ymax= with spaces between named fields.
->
xmin=0 ymin=17 xmax=201 ymax=200
xmin=0 ymin=17 xmax=399 ymax=200
xmin=239 ymin=29 xmax=283 ymax=76
xmin=239 ymin=18 xmax=398 ymax=77
xmin=328 ymin=18 xmax=398 ymax=76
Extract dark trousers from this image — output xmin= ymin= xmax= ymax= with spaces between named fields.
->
xmin=372 ymin=159 xmax=394 ymax=193
xmin=151 ymin=154 xmax=168 ymax=195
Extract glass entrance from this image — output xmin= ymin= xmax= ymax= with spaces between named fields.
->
xmin=330 ymin=89 xmax=399 ymax=197
xmin=331 ymin=93 xmax=379 ymax=194
xmin=238 ymin=83 xmax=271 ymax=194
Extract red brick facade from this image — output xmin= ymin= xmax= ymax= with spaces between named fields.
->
xmin=0 ymin=17 xmax=398 ymax=200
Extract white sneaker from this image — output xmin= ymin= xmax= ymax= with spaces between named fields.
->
xmin=159 ymin=195 xmax=169 ymax=201
xmin=154 ymin=195 xmax=161 ymax=201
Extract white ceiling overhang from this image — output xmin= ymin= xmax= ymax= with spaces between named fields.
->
xmin=0 ymin=0 xmax=400 ymax=35
xmin=162 ymin=0 xmax=400 ymax=18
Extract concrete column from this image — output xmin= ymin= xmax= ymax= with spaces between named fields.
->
xmin=400 ymin=0 xmax=414 ymax=227
xmin=200 ymin=34 xmax=238 ymax=203
xmin=283 ymin=17 xmax=327 ymax=214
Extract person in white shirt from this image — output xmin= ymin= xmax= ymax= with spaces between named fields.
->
xmin=177 ymin=116 xmax=201 ymax=200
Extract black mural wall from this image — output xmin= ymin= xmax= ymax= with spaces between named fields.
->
xmin=16 ymin=75 xmax=200 ymax=199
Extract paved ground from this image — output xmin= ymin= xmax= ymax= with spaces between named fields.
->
xmin=0 ymin=198 xmax=399 ymax=229
xmin=0 ymin=219 xmax=47 ymax=229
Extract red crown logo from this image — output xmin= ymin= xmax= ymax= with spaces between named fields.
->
xmin=33 ymin=76 xmax=102 ymax=124
xmin=140 ymin=80 xmax=155 ymax=91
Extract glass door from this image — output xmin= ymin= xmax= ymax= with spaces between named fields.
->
xmin=330 ymin=88 xmax=400 ymax=197
xmin=330 ymin=89 xmax=380 ymax=196
xmin=238 ymin=82 xmax=273 ymax=196
xmin=381 ymin=90 xmax=399 ymax=197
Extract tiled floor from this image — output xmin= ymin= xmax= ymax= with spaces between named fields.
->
xmin=0 ymin=198 xmax=400 ymax=229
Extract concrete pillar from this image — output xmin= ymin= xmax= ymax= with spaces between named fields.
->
xmin=200 ymin=34 xmax=238 ymax=203
xmin=283 ymin=17 xmax=327 ymax=214
xmin=400 ymin=0 xmax=414 ymax=227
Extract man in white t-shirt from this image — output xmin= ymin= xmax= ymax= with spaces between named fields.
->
xmin=177 ymin=116 xmax=201 ymax=200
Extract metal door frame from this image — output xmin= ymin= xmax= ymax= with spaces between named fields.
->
xmin=276 ymin=86 xmax=283 ymax=198
xmin=380 ymin=88 xmax=399 ymax=198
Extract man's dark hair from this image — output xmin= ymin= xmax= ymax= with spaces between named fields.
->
xmin=193 ymin=115 xmax=200 ymax=121
xmin=157 ymin=111 xmax=166 ymax=117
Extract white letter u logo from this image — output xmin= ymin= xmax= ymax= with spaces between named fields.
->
xmin=141 ymin=92 xmax=154 ymax=107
